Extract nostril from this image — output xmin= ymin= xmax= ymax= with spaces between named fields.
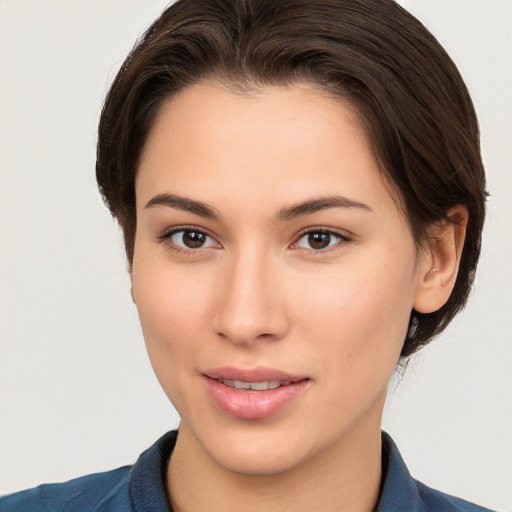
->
xmin=211 ymin=267 xmax=290 ymax=343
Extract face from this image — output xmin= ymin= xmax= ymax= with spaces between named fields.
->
xmin=132 ymin=83 xmax=427 ymax=475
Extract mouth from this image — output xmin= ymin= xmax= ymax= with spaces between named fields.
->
xmin=203 ymin=367 xmax=310 ymax=420
xmin=203 ymin=366 xmax=307 ymax=383
xmin=216 ymin=379 xmax=297 ymax=391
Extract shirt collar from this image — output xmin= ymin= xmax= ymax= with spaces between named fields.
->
xmin=129 ymin=430 xmax=422 ymax=512
xmin=376 ymin=431 xmax=423 ymax=512
xmin=130 ymin=430 xmax=176 ymax=512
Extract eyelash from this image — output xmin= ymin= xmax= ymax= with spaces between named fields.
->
xmin=157 ymin=226 xmax=352 ymax=255
xmin=293 ymin=228 xmax=352 ymax=252
xmin=157 ymin=226 xmax=218 ymax=255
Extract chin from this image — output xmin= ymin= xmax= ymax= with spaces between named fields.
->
xmin=213 ymin=441 xmax=309 ymax=476
xmin=190 ymin=418 xmax=327 ymax=477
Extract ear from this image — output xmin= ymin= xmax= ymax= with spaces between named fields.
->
xmin=128 ymin=265 xmax=136 ymax=304
xmin=413 ymin=205 xmax=468 ymax=314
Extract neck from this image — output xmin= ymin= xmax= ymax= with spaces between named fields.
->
xmin=167 ymin=418 xmax=383 ymax=512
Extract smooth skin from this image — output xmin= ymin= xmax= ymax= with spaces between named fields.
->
xmin=131 ymin=83 xmax=467 ymax=512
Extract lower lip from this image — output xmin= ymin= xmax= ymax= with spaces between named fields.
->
xmin=204 ymin=377 xmax=309 ymax=420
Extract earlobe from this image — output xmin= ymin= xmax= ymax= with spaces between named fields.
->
xmin=413 ymin=205 xmax=468 ymax=314
xmin=129 ymin=267 xmax=136 ymax=304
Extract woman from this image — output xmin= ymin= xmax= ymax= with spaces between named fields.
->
xmin=0 ymin=0 xmax=503 ymax=510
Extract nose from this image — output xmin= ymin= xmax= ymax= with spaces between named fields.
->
xmin=212 ymin=249 xmax=290 ymax=345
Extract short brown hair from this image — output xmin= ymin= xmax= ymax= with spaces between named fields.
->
xmin=96 ymin=0 xmax=486 ymax=357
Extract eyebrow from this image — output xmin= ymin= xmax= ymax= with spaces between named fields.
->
xmin=275 ymin=195 xmax=373 ymax=222
xmin=145 ymin=193 xmax=221 ymax=220
xmin=144 ymin=193 xmax=372 ymax=222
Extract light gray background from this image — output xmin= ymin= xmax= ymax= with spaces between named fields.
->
xmin=1 ymin=1 xmax=511 ymax=510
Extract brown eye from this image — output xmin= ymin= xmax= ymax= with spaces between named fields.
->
xmin=182 ymin=231 xmax=206 ymax=248
xmin=296 ymin=230 xmax=349 ymax=251
xmin=167 ymin=229 xmax=218 ymax=250
xmin=307 ymin=232 xmax=331 ymax=249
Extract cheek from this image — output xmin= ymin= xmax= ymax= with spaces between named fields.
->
xmin=294 ymin=257 xmax=415 ymax=386
xmin=131 ymin=252 xmax=213 ymax=392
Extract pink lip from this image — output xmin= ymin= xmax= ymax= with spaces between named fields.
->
xmin=203 ymin=366 xmax=310 ymax=420
xmin=204 ymin=366 xmax=306 ymax=383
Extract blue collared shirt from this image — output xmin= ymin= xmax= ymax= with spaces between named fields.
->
xmin=0 ymin=431 xmax=495 ymax=511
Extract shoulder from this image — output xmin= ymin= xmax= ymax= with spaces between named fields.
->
xmin=415 ymin=480 xmax=495 ymax=512
xmin=0 ymin=466 xmax=133 ymax=512
xmin=0 ymin=430 xmax=178 ymax=512
xmin=379 ymin=432 xmax=496 ymax=512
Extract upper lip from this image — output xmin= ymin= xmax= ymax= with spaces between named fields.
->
xmin=203 ymin=366 xmax=308 ymax=383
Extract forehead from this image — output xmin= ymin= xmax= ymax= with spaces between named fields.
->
xmin=136 ymin=82 xmax=400 ymax=219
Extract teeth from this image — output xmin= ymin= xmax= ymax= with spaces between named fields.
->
xmin=219 ymin=379 xmax=286 ymax=390
xmin=250 ymin=380 xmax=280 ymax=390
